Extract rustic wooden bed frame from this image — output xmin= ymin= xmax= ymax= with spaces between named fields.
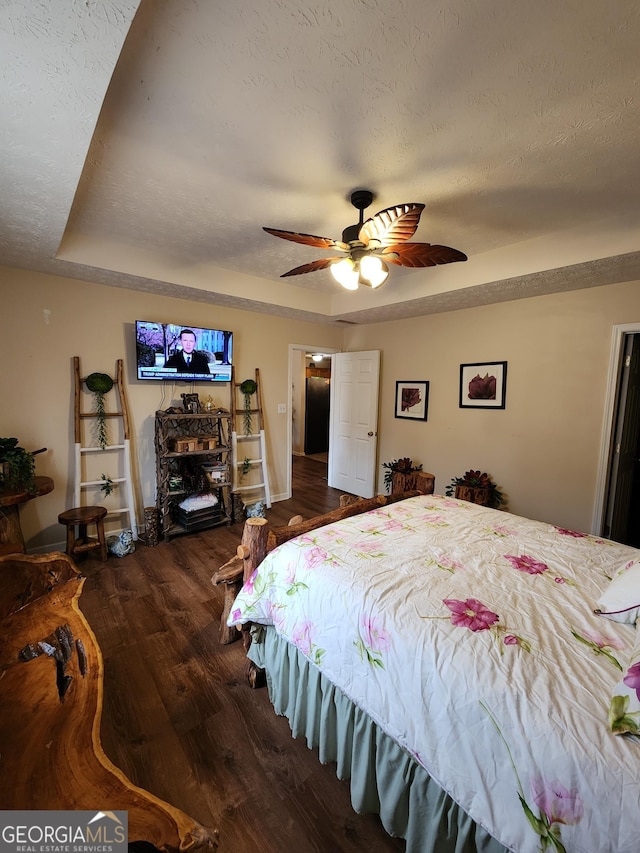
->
xmin=212 ymin=492 xmax=420 ymax=683
xmin=0 ymin=551 xmax=219 ymax=852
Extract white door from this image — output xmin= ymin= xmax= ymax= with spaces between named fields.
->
xmin=328 ymin=351 xmax=380 ymax=498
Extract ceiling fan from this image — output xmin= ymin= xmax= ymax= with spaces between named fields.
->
xmin=263 ymin=189 xmax=467 ymax=290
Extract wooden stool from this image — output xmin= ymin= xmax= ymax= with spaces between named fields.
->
xmin=58 ymin=506 xmax=108 ymax=562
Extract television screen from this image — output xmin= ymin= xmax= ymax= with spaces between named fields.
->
xmin=135 ymin=321 xmax=233 ymax=382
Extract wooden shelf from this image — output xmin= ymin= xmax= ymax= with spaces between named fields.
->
xmin=163 ymin=448 xmax=228 ymax=458
xmin=155 ymin=409 xmax=233 ymax=541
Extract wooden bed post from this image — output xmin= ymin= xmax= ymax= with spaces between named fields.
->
xmin=238 ymin=516 xmax=269 ymax=581
xmin=237 ymin=517 xmax=270 ymax=688
xmin=211 ymin=554 xmax=244 ymax=645
xmin=210 ymin=517 xmax=270 ymax=646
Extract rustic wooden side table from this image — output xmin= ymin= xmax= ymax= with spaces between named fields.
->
xmin=0 ymin=475 xmax=54 ymax=555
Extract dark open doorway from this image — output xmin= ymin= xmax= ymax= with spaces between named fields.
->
xmin=304 ymin=375 xmax=330 ymax=455
xmin=603 ymin=333 xmax=640 ymax=545
xmin=288 ymin=346 xmax=337 ymax=501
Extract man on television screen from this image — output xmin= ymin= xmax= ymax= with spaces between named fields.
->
xmin=164 ymin=329 xmax=210 ymax=374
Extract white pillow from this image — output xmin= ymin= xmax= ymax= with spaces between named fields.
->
xmin=595 ymin=558 xmax=640 ymax=625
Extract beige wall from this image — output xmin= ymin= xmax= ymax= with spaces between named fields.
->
xmin=344 ymin=279 xmax=640 ymax=532
xmin=3 ymin=264 xmax=640 ymax=550
xmin=0 ymin=266 xmax=343 ymax=550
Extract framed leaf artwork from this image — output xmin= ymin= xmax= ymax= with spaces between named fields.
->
xmin=395 ymin=381 xmax=429 ymax=421
xmin=459 ymin=362 xmax=507 ymax=409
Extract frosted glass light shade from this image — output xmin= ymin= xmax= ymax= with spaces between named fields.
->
xmin=330 ymin=258 xmax=359 ymax=290
xmin=360 ymin=255 xmax=389 ymax=288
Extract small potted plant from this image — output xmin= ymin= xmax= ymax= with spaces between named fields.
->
xmin=240 ymin=378 xmax=257 ymax=435
xmin=86 ymin=372 xmax=114 ymax=449
xmin=445 ymin=469 xmax=503 ymax=508
xmin=0 ymin=437 xmax=37 ymax=493
xmin=381 ymin=457 xmax=423 ymax=494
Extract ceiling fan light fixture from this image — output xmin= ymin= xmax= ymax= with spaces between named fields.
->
xmin=264 ymin=188 xmax=466 ymax=286
xmin=330 ymin=257 xmax=359 ymax=290
xmin=359 ymin=255 xmax=389 ymax=288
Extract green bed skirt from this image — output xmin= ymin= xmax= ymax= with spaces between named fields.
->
xmin=248 ymin=626 xmax=508 ymax=853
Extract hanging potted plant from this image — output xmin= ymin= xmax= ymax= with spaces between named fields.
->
xmin=86 ymin=372 xmax=113 ymax=449
xmin=240 ymin=378 xmax=257 ymax=435
xmin=445 ymin=469 xmax=503 ymax=508
xmin=0 ymin=437 xmax=37 ymax=493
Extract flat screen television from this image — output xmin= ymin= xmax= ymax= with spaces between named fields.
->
xmin=135 ymin=320 xmax=233 ymax=382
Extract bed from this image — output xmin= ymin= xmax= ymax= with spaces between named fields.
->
xmin=227 ymin=494 xmax=640 ymax=853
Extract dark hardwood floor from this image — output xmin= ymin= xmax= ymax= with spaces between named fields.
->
xmin=78 ymin=456 xmax=405 ymax=852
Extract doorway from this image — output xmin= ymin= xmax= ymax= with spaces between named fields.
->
xmin=305 ymin=375 xmax=331 ymax=455
xmin=602 ymin=333 xmax=640 ymax=544
xmin=287 ymin=344 xmax=338 ymax=500
xmin=594 ymin=323 xmax=640 ymax=541
xmin=286 ymin=346 xmax=381 ymax=501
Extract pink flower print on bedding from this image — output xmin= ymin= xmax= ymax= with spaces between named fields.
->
xmin=443 ymin=598 xmax=499 ymax=632
xmin=354 ymin=613 xmax=391 ymax=669
xmin=504 ymin=554 xmax=574 ymax=586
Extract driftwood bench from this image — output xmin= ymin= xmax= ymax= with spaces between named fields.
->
xmin=0 ymin=551 xmax=219 ymax=852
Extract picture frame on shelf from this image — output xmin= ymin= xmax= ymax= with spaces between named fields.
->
xmin=181 ymin=392 xmax=201 ymax=413
xmin=459 ymin=361 xmax=507 ymax=409
xmin=394 ymin=381 xmax=429 ymax=421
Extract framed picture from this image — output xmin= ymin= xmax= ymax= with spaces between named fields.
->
xmin=181 ymin=392 xmax=201 ymax=413
xmin=459 ymin=361 xmax=507 ymax=409
xmin=395 ymin=381 xmax=429 ymax=421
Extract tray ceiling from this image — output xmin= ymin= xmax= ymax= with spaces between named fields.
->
xmin=2 ymin=0 xmax=639 ymax=324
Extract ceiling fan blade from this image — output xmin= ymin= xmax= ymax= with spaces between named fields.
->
xmin=358 ymin=203 xmax=425 ymax=248
xmin=382 ymin=242 xmax=468 ymax=267
xmin=263 ymin=227 xmax=344 ymax=250
xmin=280 ymin=258 xmax=343 ymax=277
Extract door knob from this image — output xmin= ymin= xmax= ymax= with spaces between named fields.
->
xmin=368 ymin=431 xmax=375 ymax=436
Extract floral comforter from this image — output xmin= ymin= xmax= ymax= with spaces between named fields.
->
xmin=228 ymin=495 xmax=640 ymax=852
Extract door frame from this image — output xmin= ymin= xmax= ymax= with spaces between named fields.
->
xmin=592 ymin=322 xmax=640 ymax=534
xmin=285 ymin=343 xmax=340 ymax=501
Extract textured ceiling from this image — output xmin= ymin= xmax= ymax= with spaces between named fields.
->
xmin=2 ymin=0 xmax=639 ymax=324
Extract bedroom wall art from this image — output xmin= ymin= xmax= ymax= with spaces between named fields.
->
xmin=459 ymin=361 xmax=507 ymax=409
xmin=395 ymin=381 xmax=429 ymax=420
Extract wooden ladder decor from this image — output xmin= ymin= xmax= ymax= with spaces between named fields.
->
xmin=73 ymin=356 xmax=139 ymax=539
xmin=230 ymin=367 xmax=272 ymax=510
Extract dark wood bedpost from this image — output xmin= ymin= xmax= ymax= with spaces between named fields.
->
xmin=211 ymin=517 xmax=270 ymax=645
xmin=238 ymin=516 xmax=269 ymax=581
xmin=211 ymin=553 xmax=244 ymax=645
xmin=237 ymin=517 xmax=270 ymax=687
